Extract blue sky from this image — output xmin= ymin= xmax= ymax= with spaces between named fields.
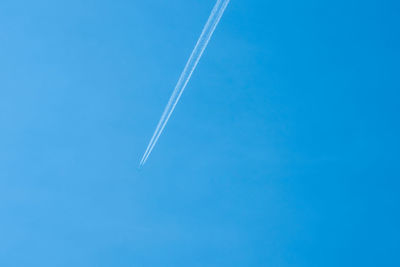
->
xmin=0 ymin=0 xmax=399 ymax=266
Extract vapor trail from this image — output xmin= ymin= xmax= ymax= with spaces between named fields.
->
xmin=140 ymin=0 xmax=230 ymax=166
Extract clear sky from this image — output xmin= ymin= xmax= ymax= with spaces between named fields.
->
xmin=0 ymin=0 xmax=399 ymax=266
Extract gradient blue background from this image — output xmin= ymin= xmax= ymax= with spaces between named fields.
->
xmin=1 ymin=0 xmax=399 ymax=266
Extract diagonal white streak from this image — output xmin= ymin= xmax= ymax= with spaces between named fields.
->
xmin=140 ymin=1 xmax=221 ymax=165
xmin=140 ymin=0 xmax=230 ymax=166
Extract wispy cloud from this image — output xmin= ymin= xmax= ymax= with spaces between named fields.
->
xmin=140 ymin=0 xmax=230 ymax=166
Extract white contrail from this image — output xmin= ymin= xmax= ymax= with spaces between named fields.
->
xmin=140 ymin=0 xmax=230 ymax=166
